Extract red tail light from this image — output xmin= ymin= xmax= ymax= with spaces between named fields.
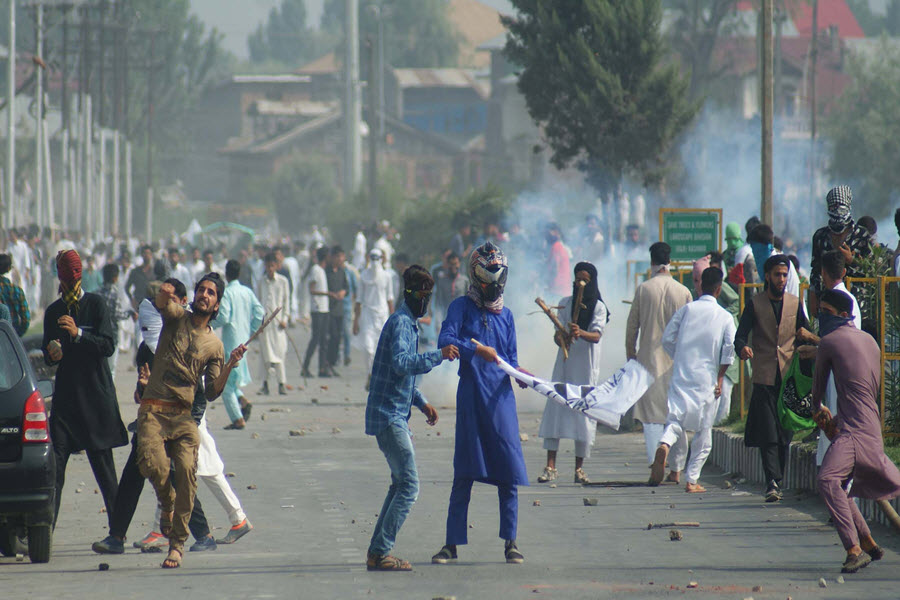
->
xmin=22 ymin=390 xmax=49 ymax=443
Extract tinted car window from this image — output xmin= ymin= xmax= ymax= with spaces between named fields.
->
xmin=0 ymin=329 xmax=25 ymax=391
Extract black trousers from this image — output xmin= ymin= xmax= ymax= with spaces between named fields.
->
xmin=760 ymin=441 xmax=792 ymax=486
xmin=109 ymin=433 xmax=209 ymax=541
xmin=53 ymin=432 xmax=118 ymax=530
xmin=326 ymin=313 xmax=344 ymax=368
xmin=303 ymin=312 xmax=329 ymax=374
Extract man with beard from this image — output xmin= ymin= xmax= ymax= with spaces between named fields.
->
xmin=537 ymin=262 xmax=609 ymax=485
xmin=137 ymin=273 xmax=247 ymax=568
xmin=432 ymin=242 xmax=531 ymax=565
xmin=43 ymin=250 xmax=128 ymax=528
xmin=626 ymin=242 xmax=692 ymax=475
xmin=811 ymin=289 xmax=900 ymax=573
xmin=734 ymin=255 xmax=811 ymax=502
xmin=257 ymin=253 xmax=291 ymax=396
xmin=363 ymin=265 xmax=458 ymax=571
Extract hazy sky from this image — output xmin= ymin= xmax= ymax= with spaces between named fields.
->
xmin=191 ymin=0 xmax=515 ymax=60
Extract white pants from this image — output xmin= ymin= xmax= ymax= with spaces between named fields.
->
xmin=661 ymin=420 xmax=712 ymax=485
xmin=260 ymin=361 xmax=287 ymax=385
xmin=642 ymin=422 xmax=665 ymax=466
xmin=542 ymin=437 xmax=591 ymax=459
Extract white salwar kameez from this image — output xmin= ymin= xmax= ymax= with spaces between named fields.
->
xmin=258 ymin=272 xmax=291 ymax=385
xmin=538 ymin=296 xmax=607 ymax=458
xmin=816 ymin=281 xmax=862 ymax=466
xmin=353 ymin=262 xmax=394 ymax=373
xmin=659 ymin=295 xmax=736 ymax=484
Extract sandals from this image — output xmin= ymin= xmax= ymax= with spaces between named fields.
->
xmin=159 ymin=511 xmax=174 ymax=539
xmin=537 ymin=467 xmax=558 ymax=483
xmin=366 ymin=552 xmax=412 ymax=571
xmin=574 ymin=468 xmax=591 ymax=484
xmin=161 ymin=547 xmax=183 ymax=569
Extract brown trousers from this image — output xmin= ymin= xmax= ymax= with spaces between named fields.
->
xmin=136 ymin=402 xmax=199 ymax=553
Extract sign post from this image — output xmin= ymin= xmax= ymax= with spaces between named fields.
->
xmin=659 ymin=208 xmax=723 ymax=264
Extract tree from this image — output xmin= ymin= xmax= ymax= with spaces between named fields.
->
xmin=663 ymin=0 xmax=740 ymax=100
xmin=825 ymin=41 xmax=900 ymax=218
xmin=247 ymin=0 xmax=330 ymax=66
xmin=320 ymin=0 xmax=459 ymax=68
xmin=262 ymin=156 xmax=341 ymax=233
xmin=502 ymin=1 xmax=697 ymax=193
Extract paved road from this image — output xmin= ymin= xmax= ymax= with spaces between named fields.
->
xmin=3 ymin=322 xmax=899 ymax=599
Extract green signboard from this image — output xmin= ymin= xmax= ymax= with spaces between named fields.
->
xmin=659 ymin=209 xmax=722 ymax=263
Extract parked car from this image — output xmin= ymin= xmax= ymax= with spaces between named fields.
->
xmin=0 ymin=320 xmax=55 ymax=563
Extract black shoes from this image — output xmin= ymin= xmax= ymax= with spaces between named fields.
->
xmin=278 ymin=383 xmax=287 ymax=395
xmin=258 ymin=381 xmax=270 ymax=396
xmin=765 ymin=480 xmax=783 ymax=503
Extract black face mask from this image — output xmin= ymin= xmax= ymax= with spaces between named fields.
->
xmin=404 ymin=289 xmax=432 ymax=319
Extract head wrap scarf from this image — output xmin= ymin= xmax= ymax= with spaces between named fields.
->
xmin=466 ymin=243 xmax=507 ymax=314
xmin=572 ymin=261 xmax=608 ymax=329
xmin=725 ymin=222 xmax=743 ymax=251
xmin=56 ymin=250 xmax=83 ymax=316
xmin=826 ymin=186 xmax=853 ymax=232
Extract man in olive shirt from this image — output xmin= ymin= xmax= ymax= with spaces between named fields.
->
xmin=137 ymin=273 xmax=247 ymax=568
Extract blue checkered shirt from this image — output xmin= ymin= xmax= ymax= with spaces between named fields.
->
xmin=365 ymin=301 xmax=443 ymax=435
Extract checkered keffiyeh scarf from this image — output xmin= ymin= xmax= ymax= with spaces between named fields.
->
xmin=826 ymin=185 xmax=853 ymax=230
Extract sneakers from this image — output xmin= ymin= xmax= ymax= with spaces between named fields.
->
xmin=504 ymin=540 xmax=524 ymax=564
xmin=841 ymin=552 xmax=872 ymax=573
xmin=537 ymin=467 xmax=558 ymax=483
xmin=134 ymin=531 xmax=167 ymax=549
xmin=216 ymin=519 xmax=253 ymax=544
xmin=431 ymin=545 xmax=458 ymax=564
xmin=765 ymin=481 xmax=783 ymax=503
xmin=574 ymin=468 xmax=591 ymax=484
xmin=189 ymin=535 xmax=218 ymax=552
xmin=92 ymin=535 xmax=125 ymax=554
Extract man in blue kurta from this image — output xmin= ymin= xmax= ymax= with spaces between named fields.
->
xmin=432 ymin=242 xmax=529 ymax=565
xmin=364 ymin=265 xmax=459 ymax=571
xmin=213 ymin=260 xmax=265 ymax=430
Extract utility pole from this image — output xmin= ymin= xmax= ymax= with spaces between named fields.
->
xmin=366 ymin=36 xmax=378 ymax=222
xmin=6 ymin=0 xmax=16 ymax=228
xmin=760 ymin=0 xmax=774 ymax=227
xmin=35 ymin=1 xmax=44 ymax=229
xmin=146 ymin=31 xmax=156 ymax=243
xmin=809 ymin=0 xmax=818 ymax=232
xmin=343 ymin=0 xmax=362 ymax=201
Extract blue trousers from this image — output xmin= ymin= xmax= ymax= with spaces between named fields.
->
xmin=368 ymin=422 xmax=419 ymax=555
xmin=222 ymin=377 xmax=243 ymax=423
xmin=445 ymin=477 xmax=517 ymax=545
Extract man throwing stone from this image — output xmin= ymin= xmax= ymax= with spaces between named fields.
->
xmin=137 ymin=274 xmax=247 ymax=568
xmin=812 ymin=289 xmax=900 ymax=573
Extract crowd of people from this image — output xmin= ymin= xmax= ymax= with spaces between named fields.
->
xmin=0 ymin=185 xmax=898 ymax=573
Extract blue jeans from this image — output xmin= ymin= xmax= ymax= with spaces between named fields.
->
xmin=368 ymin=421 xmax=419 ymax=555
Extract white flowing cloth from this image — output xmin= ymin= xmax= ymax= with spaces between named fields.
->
xmin=497 ymin=356 xmax=654 ymax=430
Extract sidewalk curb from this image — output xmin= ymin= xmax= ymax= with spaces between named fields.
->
xmin=710 ymin=428 xmax=900 ymax=531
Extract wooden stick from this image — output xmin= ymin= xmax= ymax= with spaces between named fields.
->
xmin=535 ymin=297 xmax=568 ymax=360
xmin=647 ymin=522 xmax=700 ymax=530
xmin=877 ymin=500 xmax=900 ymax=534
xmin=246 ymin=306 xmax=282 ymax=346
xmin=568 ymin=280 xmax=586 ymax=353
xmin=583 ymin=481 xmax=651 ymax=487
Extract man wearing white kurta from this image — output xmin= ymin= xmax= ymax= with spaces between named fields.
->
xmin=258 ymin=253 xmax=291 ymax=395
xmin=650 ymin=267 xmax=736 ymax=492
xmin=353 ymin=249 xmax=395 ymax=388
xmin=537 ymin=262 xmax=608 ymax=484
xmin=626 ymin=242 xmax=693 ymax=467
xmin=816 ymin=250 xmax=862 ymax=467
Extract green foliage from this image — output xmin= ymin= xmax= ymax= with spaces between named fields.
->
xmin=321 ymin=0 xmax=460 ymax=68
xmin=502 ymin=0 xmax=698 ymax=193
xmin=247 ymin=0 xmax=334 ymax=67
xmin=399 ymin=186 xmax=514 ymax=266
xmin=848 ymin=0 xmax=900 ymax=37
xmin=825 ymin=41 xmax=900 ymax=218
xmin=662 ymin=0 xmax=740 ymax=100
xmin=258 ymin=156 xmax=341 ymax=233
